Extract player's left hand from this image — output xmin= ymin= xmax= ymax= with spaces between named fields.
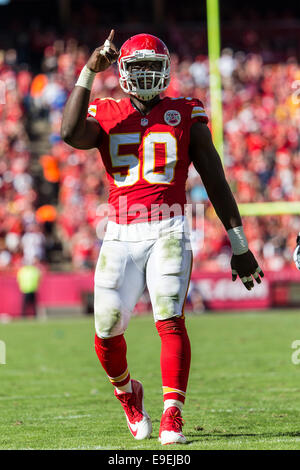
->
xmin=231 ymin=249 xmax=264 ymax=290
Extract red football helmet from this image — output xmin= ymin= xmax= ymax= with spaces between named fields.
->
xmin=118 ymin=34 xmax=171 ymax=101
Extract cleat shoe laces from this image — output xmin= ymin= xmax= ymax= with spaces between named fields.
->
xmin=159 ymin=406 xmax=187 ymax=445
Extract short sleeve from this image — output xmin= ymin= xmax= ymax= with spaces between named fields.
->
xmin=188 ymin=98 xmax=209 ymax=124
xmin=87 ymin=98 xmax=121 ymax=134
xmin=87 ymin=99 xmax=100 ymax=120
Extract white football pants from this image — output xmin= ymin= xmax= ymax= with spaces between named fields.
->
xmin=94 ymin=216 xmax=193 ymax=338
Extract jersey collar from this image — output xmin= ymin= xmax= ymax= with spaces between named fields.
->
xmin=129 ymin=96 xmax=162 ymax=116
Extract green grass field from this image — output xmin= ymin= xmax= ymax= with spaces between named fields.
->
xmin=1 ymin=310 xmax=300 ymax=450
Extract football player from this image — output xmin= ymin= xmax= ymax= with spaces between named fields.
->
xmin=61 ymin=30 xmax=264 ymax=445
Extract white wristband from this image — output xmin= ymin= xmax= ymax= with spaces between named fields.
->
xmin=227 ymin=226 xmax=248 ymax=255
xmin=75 ymin=65 xmax=96 ymax=91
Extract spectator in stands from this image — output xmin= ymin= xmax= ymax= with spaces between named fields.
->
xmin=21 ymin=223 xmax=45 ymax=265
xmin=0 ymin=18 xmax=299 ymax=273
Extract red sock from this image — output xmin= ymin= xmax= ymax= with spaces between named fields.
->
xmin=156 ymin=317 xmax=191 ymax=404
xmin=94 ymin=333 xmax=130 ymax=388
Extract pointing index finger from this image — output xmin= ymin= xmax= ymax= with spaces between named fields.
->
xmin=107 ymin=29 xmax=115 ymax=42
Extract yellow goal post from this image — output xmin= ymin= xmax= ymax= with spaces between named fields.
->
xmin=206 ymin=0 xmax=300 ymax=218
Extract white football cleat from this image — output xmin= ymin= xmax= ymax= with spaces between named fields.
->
xmin=159 ymin=406 xmax=187 ymax=445
xmin=114 ymin=379 xmax=152 ymax=440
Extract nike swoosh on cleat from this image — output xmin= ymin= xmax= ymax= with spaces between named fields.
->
xmin=127 ymin=421 xmax=138 ymax=437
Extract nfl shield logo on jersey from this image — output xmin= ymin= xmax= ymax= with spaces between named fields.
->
xmin=141 ymin=118 xmax=148 ymax=126
xmin=164 ymin=110 xmax=181 ymax=126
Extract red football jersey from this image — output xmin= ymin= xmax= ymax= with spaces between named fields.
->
xmin=87 ymin=96 xmax=208 ymax=223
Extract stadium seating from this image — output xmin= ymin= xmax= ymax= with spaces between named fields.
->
xmin=0 ymin=15 xmax=299 ymax=273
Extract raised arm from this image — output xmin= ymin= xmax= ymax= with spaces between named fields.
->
xmin=60 ymin=29 xmax=119 ymax=149
xmin=189 ymin=121 xmax=264 ymax=290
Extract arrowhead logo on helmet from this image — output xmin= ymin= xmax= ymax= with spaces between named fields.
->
xmin=118 ymin=34 xmax=171 ymax=102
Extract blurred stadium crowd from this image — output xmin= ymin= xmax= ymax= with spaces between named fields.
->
xmin=0 ymin=6 xmax=300 ymax=273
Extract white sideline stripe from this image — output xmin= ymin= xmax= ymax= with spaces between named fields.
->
xmin=266 ymin=437 xmax=300 ymax=443
xmin=197 ymin=437 xmax=300 ymax=447
xmin=8 ymin=446 xmax=125 ymax=451
xmin=207 ymin=406 xmax=300 ymax=413
xmin=69 ymin=445 xmax=141 ymax=450
xmin=0 ymin=393 xmax=74 ymax=401
xmin=72 ymin=444 xmax=146 ymax=450
xmin=29 ymin=414 xmax=92 ymax=421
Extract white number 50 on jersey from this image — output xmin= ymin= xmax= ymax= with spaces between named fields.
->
xmin=109 ymin=132 xmax=177 ymax=187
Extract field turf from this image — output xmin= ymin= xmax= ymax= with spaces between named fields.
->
xmin=1 ymin=310 xmax=300 ymax=450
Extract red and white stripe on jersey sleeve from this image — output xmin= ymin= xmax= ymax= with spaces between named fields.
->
xmin=88 ymin=103 xmax=97 ymax=117
xmin=191 ymin=104 xmax=208 ymax=120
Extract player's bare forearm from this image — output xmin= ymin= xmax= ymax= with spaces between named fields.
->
xmin=190 ymin=122 xmax=264 ymax=290
xmin=189 ymin=122 xmax=242 ymax=230
xmin=60 ymin=29 xmax=119 ymax=149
